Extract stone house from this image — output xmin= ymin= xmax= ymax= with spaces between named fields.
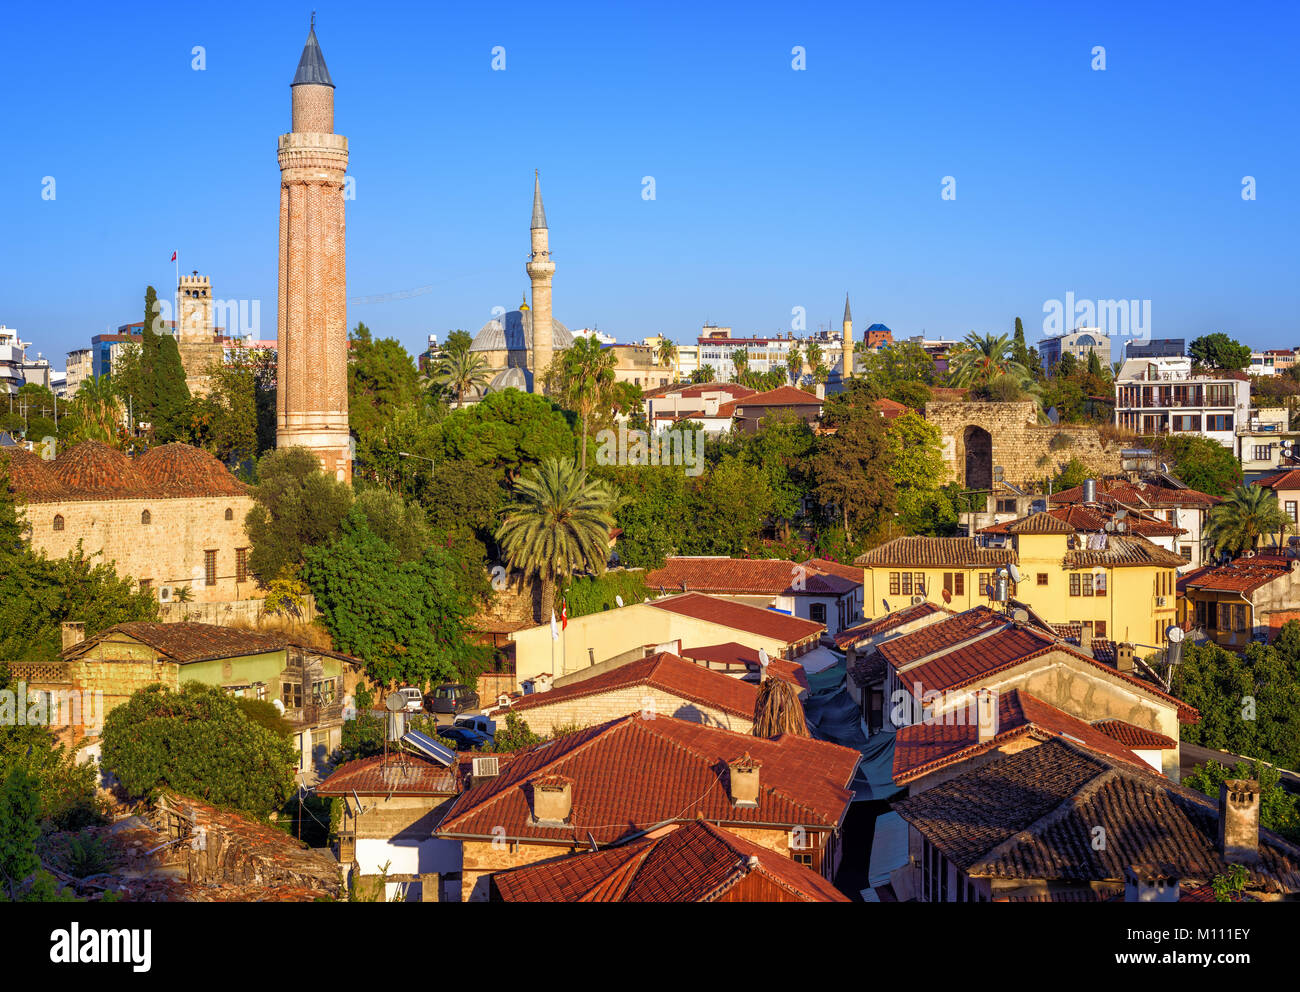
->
xmin=435 ymin=713 xmax=860 ymax=902
xmin=3 ymin=441 xmax=258 ymax=605
xmin=60 ymin=622 xmax=365 ymax=776
xmin=492 ymin=652 xmax=759 ymax=736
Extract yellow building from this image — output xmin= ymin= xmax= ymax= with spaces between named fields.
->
xmin=854 ymin=513 xmax=1184 ymax=647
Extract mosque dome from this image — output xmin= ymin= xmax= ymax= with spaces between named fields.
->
xmin=469 ymin=308 xmax=573 ymax=353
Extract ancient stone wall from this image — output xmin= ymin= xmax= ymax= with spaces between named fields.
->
xmin=924 ymin=401 xmax=1123 ymax=489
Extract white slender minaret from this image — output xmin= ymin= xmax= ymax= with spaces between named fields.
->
xmin=842 ymin=293 xmax=854 ymax=379
xmin=527 ymin=171 xmax=555 ymax=393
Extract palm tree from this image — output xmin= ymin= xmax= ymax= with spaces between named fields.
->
xmin=656 ymin=338 xmax=678 ymax=382
xmin=946 ymin=332 xmax=1029 ymax=388
xmin=730 ymin=349 xmax=749 ymax=382
xmin=556 ymin=336 xmax=617 ymax=469
xmin=430 ymin=348 xmax=490 ymax=407
xmin=1204 ymin=485 xmax=1294 ymax=555
xmin=811 ymin=362 xmax=830 ymax=387
xmin=496 ymin=457 xmax=616 ymax=623
xmin=804 ymin=341 xmax=823 ymax=380
xmin=786 ymin=343 xmax=803 ymax=385
xmin=692 ymin=364 xmax=717 ymax=384
xmin=753 ymin=677 xmax=809 ymax=738
xmin=68 ymin=374 xmax=123 ymax=445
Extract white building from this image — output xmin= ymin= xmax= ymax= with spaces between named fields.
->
xmin=1114 ymin=356 xmax=1249 ymax=450
xmin=0 ymin=326 xmax=29 ymax=396
xmin=1248 ymin=349 xmax=1296 ymax=377
xmin=1038 ymin=328 xmax=1113 ymax=372
xmin=696 ymin=325 xmax=848 ymax=384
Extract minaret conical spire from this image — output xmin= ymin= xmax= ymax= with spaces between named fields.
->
xmin=293 ymin=17 xmax=334 ymax=87
xmin=843 ymin=293 xmax=852 ymax=324
xmin=531 ymin=170 xmax=548 ymax=230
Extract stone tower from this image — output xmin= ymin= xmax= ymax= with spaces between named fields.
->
xmin=276 ymin=20 xmax=351 ymax=482
xmin=176 ymin=271 xmax=224 ymax=397
xmin=842 ymin=293 xmax=854 ymax=379
xmin=527 ymin=171 xmax=554 ymax=393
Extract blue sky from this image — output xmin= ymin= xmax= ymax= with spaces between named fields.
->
xmin=1 ymin=0 xmax=1296 ymax=364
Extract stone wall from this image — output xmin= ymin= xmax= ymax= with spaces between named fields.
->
xmin=510 ymin=687 xmax=753 ymax=737
xmin=25 ymin=493 xmax=258 ymax=603
xmin=924 ymin=401 xmax=1123 ymax=489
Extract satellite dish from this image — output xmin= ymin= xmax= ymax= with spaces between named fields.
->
xmin=757 ymin=648 xmax=769 ymax=668
xmin=1007 ymin=563 xmax=1023 ymax=584
xmin=941 ymin=588 xmax=952 ymax=603
xmin=1166 ymin=626 xmax=1185 ymax=643
xmin=385 ymin=691 xmax=406 ymax=713
xmin=615 ymin=595 xmax=624 ymax=607
xmin=272 ymin=699 xmax=285 ymax=715
xmin=882 ymin=598 xmax=890 ymax=613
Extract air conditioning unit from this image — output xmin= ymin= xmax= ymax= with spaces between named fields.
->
xmin=1155 ymin=596 xmax=1167 ymax=607
xmin=158 ymin=586 xmax=172 ymax=602
xmin=472 ymin=756 xmax=500 ymax=779
xmin=910 ymin=596 xmax=924 ymax=605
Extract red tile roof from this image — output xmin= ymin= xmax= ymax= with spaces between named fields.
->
xmin=491 ymin=819 xmax=848 ymax=902
xmin=873 ymin=606 xmax=1008 ymax=672
xmin=834 ymin=601 xmax=948 ymax=650
xmin=802 ymin=557 xmax=863 ymax=583
xmin=892 ymin=689 xmax=1149 ymax=784
xmin=1180 ymin=554 xmax=1295 ymax=594
xmin=436 ymin=714 xmax=860 ymax=845
xmin=648 ymin=592 xmax=825 ymax=643
xmin=6 ymin=440 xmax=249 ymax=503
xmin=506 ymin=652 xmax=758 ymax=721
xmin=733 ymin=385 xmax=823 ymax=408
xmin=1062 ymin=534 xmax=1188 ymax=568
xmin=315 ymin=753 xmax=460 ymax=796
xmin=64 ymin=621 xmax=289 ymax=664
xmin=1092 ymin=720 xmax=1178 ymax=749
xmin=980 ymin=505 xmax=1183 ymax=539
xmin=677 ymin=642 xmax=809 ymax=689
xmin=854 ymin=537 xmax=1016 ymax=568
xmin=1049 ymin=479 xmax=1218 ymax=509
xmin=1256 ymin=469 xmax=1300 ymax=492
xmin=872 ymin=398 xmax=913 ymax=421
xmin=644 ymin=556 xmax=857 ymax=597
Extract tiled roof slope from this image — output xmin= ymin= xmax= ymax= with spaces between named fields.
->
xmin=492 ymin=819 xmax=848 ymax=902
xmin=6 ymin=440 xmax=248 ymax=503
xmin=834 ymin=601 xmax=948 ymax=650
xmin=1180 ymin=554 xmax=1294 ymax=594
xmin=648 ymin=592 xmax=825 ymax=642
xmin=677 ymin=642 xmax=809 ymax=689
xmin=892 ymin=739 xmax=1300 ymax=893
xmin=734 ymin=386 xmax=823 ymax=407
xmin=892 ymin=689 xmax=1148 ymax=784
xmin=1091 ymin=720 xmax=1177 ymax=749
xmin=980 ymin=505 xmax=1183 ymax=539
xmin=436 ymin=714 xmax=860 ymax=846
xmin=506 ymin=652 xmax=758 ymax=720
xmin=873 ymin=606 xmax=1007 ymax=671
xmin=64 ymin=622 xmax=289 ymax=664
xmin=316 ymin=754 xmax=459 ymax=796
xmin=644 ymin=557 xmax=856 ymax=597
xmin=1049 ymin=479 xmax=1218 ymax=508
xmin=802 ymin=557 xmax=863 ymax=583
xmin=854 ymin=537 xmax=1015 ymax=568
xmin=1062 ymin=534 xmax=1187 ymax=568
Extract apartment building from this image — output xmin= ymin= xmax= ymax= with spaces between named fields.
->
xmin=0 ymin=325 xmax=29 ymax=396
xmin=1248 ymin=349 xmax=1297 ymax=377
xmin=1114 ymin=356 xmax=1249 ymax=449
xmin=1038 ymin=328 xmax=1112 ymax=372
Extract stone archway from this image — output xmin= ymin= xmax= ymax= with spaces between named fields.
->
xmin=964 ymin=425 xmax=993 ymax=491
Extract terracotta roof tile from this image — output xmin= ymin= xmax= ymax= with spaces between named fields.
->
xmin=854 ymin=537 xmax=1016 ymax=568
xmin=315 ymin=753 xmax=460 ymax=796
xmin=65 ymin=621 xmax=288 ymax=664
xmin=1091 ymin=720 xmax=1178 ymax=749
xmin=1049 ymin=479 xmax=1218 ymax=509
xmin=644 ymin=557 xmax=856 ymax=597
xmin=1062 ymin=534 xmax=1188 ymax=569
xmin=1181 ymin=554 xmax=1295 ymax=594
xmin=7 ymin=440 xmax=249 ymax=503
xmin=835 ymin=601 xmax=948 ymax=651
xmin=732 ymin=385 xmax=823 ymax=408
xmin=436 ymin=714 xmax=860 ymax=845
xmin=677 ymin=642 xmax=809 ymax=689
xmin=135 ymin=443 xmax=250 ymax=497
xmin=492 ymin=820 xmax=848 ymax=902
xmin=0 ymin=447 xmax=64 ymax=500
xmin=506 ymin=652 xmax=759 ymax=721
xmin=648 ymin=592 xmax=825 ymax=643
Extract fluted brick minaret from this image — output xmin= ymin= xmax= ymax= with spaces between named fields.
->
xmin=527 ymin=171 xmax=555 ymax=393
xmin=842 ymin=292 xmax=854 ymax=379
xmin=277 ymin=20 xmax=351 ymax=481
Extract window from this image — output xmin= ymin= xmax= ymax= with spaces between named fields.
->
xmin=1171 ymin=414 xmax=1200 ymax=432
xmin=943 ymin=572 xmax=964 ymax=596
xmin=914 ymin=573 xmax=925 ymax=596
xmin=900 ymin=573 xmax=913 ymax=596
xmin=1287 ymin=501 xmax=1298 ymax=524
xmin=224 ymin=507 xmax=234 ymax=521
xmin=1069 ymin=574 xmax=1081 ymax=597
xmin=889 ymin=572 xmax=900 ymax=596
xmin=140 ymin=509 xmax=151 ymax=525
xmin=1036 ymin=573 xmax=1048 ymax=586
xmin=1095 ymin=573 xmax=1106 ymax=597
xmin=1218 ymin=603 xmax=1231 ymax=631
xmin=1095 ymin=621 xmax=1107 ymax=638
xmin=52 ymin=514 xmax=64 ymax=531
xmin=204 ymin=549 xmax=217 ymax=587
xmin=236 ymin=548 xmax=249 ymax=585
xmin=1254 ymin=445 xmax=1274 ymax=461
xmin=1195 ymin=601 xmax=1207 ymax=627
xmin=978 ymin=573 xmax=992 ymax=596
xmin=810 ymin=603 xmax=827 ymax=624
xmin=282 ymin=681 xmax=302 ymax=709
xmin=1234 ymin=605 xmax=1247 ymax=633
xmin=793 ymin=852 xmax=814 ymax=867
xmin=1180 ymin=544 xmax=1193 ymax=561
xmin=1206 ymin=414 xmax=1234 ymax=432
xmin=996 ymin=498 xmax=1017 ymax=514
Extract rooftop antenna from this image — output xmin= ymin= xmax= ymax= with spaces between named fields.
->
xmin=382 ymin=690 xmax=413 ymax=784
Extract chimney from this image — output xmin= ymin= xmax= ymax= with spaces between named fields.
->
xmin=1115 ymin=642 xmax=1135 ymax=673
xmin=1079 ymin=625 xmax=1094 ymax=654
xmin=1218 ymin=779 xmax=1261 ymax=864
xmin=727 ymin=754 xmax=761 ymax=806
xmin=975 ymin=688 xmax=998 ymax=744
xmin=1124 ymin=864 xmax=1180 ymax=903
xmin=529 ymin=776 xmax=573 ymax=825
xmin=61 ymin=622 xmax=85 ymax=651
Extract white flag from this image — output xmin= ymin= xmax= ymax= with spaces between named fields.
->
xmin=550 ymin=610 xmax=559 ymax=640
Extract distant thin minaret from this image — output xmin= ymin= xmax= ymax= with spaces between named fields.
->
xmin=842 ymin=293 xmax=854 ymax=378
xmin=527 ymin=171 xmax=555 ymax=393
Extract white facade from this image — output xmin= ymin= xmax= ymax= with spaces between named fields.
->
xmin=696 ymin=327 xmax=848 ymax=384
xmin=0 ymin=326 xmax=29 ymax=396
xmin=1114 ymin=357 xmax=1250 ymax=450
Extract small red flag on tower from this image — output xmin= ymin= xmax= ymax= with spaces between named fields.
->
xmin=170 ymin=251 xmax=177 ymax=261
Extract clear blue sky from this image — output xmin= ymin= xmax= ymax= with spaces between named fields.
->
xmin=1 ymin=0 xmax=1297 ymax=365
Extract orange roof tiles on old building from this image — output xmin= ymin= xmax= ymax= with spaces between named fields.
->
xmin=1061 ymin=534 xmax=1188 ymax=569
xmin=854 ymin=536 xmax=1016 ymax=568
xmin=892 ymin=689 xmax=1149 ymax=784
xmin=436 ymin=714 xmax=860 ymax=846
xmin=1180 ymin=554 xmax=1295 ymax=594
xmin=648 ymin=592 xmax=825 ymax=643
xmin=733 ymin=385 xmax=823 ymax=408
xmin=644 ymin=556 xmax=857 ymax=598
xmin=676 ymin=642 xmax=809 ymax=689
xmin=1049 ymin=479 xmax=1219 ymax=509
xmin=834 ymin=601 xmax=949 ymax=651
xmin=1256 ymin=469 xmax=1300 ymax=492
xmin=66 ymin=621 xmax=302 ymax=664
xmin=802 ymin=557 xmax=863 ymax=583
xmin=491 ymin=819 xmax=848 ymax=902
xmin=135 ymin=443 xmax=250 ymax=497
xmin=505 ymin=652 xmax=759 ymax=721
xmin=316 ymin=753 xmax=460 ymax=797
xmin=1091 ymin=720 xmax=1178 ymax=750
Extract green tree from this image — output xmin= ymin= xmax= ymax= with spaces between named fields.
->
xmin=690 ymin=365 xmax=717 ymax=384
xmin=947 ymin=332 xmax=1030 ymax=390
xmin=884 ymin=412 xmax=955 ymax=536
xmin=595 ymin=464 xmax=689 ymax=570
xmin=684 ymin=455 xmax=775 ymax=556
xmin=786 ymin=343 xmax=803 ymax=385
xmin=183 ymin=350 xmax=260 ymax=466
xmin=496 ymin=457 xmax=615 ymax=622
xmin=100 ymin=683 xmax=298 ymax=816
xmin=1148 ymin=434 xmax=1242 ymax=497
xmin=1204 ymin=484 xmax=1293 ymax=554
xmin=63 ymin=375 xmax=122 ymax=446
xmin=1184 ymin=759 xmax=1300 ymax=844
xmin=349 ymin=322 xmax=421 ymax=469
xmin=304 ymin=513 xmax=489 ymax=687
xmin=730 ymin=349 xmax=749 ymax=381
xmin=809 ymin=396 xmax=895 ymax=544
xmin=436 ymin=389 xmax=577 ymax=483
xmin=548 ymin=336 xmax=616 ymax=470
xmin=430 ymin=347 xmax=490 ymax=408
xmin=1189 ymin=333 xmax=1252 ymax=372
xmin=244 ymin=447 xmax=355 ymax=584
xmin=656 ymin=339 xmax=678 ymax=382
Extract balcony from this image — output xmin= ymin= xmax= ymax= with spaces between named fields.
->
xmin=283 ymin=701 xmax=344 ymax=727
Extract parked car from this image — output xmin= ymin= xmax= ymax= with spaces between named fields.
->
xmin=425 ymin=683 xmax=479 ymax=716
xmin=397 ymin=686 xmax=424 ymax=713
xmin=437 ymin=725 xmax=492 ymax=751
xmin=454 ymin=714 xmax=496 ymax=739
